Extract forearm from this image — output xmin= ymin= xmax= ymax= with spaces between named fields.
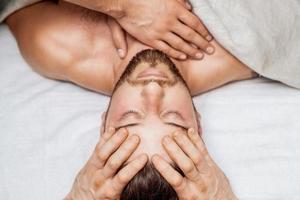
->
xmin=63 ymin=0 xmax=125 ymax=18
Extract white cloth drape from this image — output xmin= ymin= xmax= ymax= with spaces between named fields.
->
xmin=191 ymin=0 xmax=300 ymax=89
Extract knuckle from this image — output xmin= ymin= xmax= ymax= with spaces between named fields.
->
xmin=163 ymin=47 xmax=172 ymax=56
xmin=97 ymin=152 xmax=107 ymax=163
xmin=172 ymin=39 xmax=182 ymax=48
xmin=183 ymin=45 xmax=197 ymax=55
xmin=197 ymin=40 xmax=209 ymax=49
xmin=202 ymin=40 xmax=210 ymax=47
xmin=105 ymin=188 xmax=117 ymax=199
xmin=116 ymin=172 xmax=128 ymax=184
xmin=173 ymin=176 xmax=184 ymax=188
xmin=182 ymin=160 xmax=194 ymax=173
xmin=160 ymin=163 xmax=169 ymax=174
xmin=193 ymin=157 xmax=203 ymax=167
xmin=185 ymin=30 xmax=195 ymax=39
xmin=191 ymin=18 xmax=200 ymax=28
xmin=107 ymin=158 xmax=120 ymax=170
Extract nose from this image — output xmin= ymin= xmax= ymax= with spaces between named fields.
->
xmin=142 ymin=81 xmax=164 ymax=112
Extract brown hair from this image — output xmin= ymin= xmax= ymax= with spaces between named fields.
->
xmin=120 ymin=161 xmax=183 ymax=200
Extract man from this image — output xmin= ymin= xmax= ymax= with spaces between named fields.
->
xmin=5 ymin=1 xmax=255 ymax=199
xmin=65 ymin=49 xmax=238 ymax=200
xmin=5 ymin=1 xmax=255 ymax=96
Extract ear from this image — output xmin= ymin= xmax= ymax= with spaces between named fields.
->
xmin=196 ymin=111 xmax=202 ymax=136
xmin=100 ymin=111 xmax=107 ymax=135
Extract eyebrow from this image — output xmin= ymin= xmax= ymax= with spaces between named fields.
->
xmin=118 ymin=110 xmax=143 ymax=122
xmin=161 ymin=110 xmax=185 ymax=121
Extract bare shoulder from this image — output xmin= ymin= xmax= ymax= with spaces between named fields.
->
xmin=179 ymin=40 xmax=255 ymax=96
xmin=6 ymin=1 xmax=116 ymax=95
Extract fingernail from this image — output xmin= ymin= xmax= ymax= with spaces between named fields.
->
xmin=186 ymin=2 xmax=192 ymax=10
xmin=173 ymin=131 xmax=179 ymax=137
xmin=179 ymin=54 xmax=187 ymax=60
xmin=108 ymin=127 xmax=115 ymax=132
xmin=195 ymin=52 xmax=204 ymax=59
xmin=117 ymin=49 xmax=125 ymax=58
xmin=138 ymin=154 xmax=148 ymax=162
xmin=130 ymin=134 xmax=139 ymax=142
xmin=206 ymin=46 xmax=215 ymax=54
xmin=206 ymin=35 xmax=213 ymax=41
xmin=188 ymin=128 xmax=195 ymax=135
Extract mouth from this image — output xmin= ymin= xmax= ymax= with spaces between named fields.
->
xmin=137 ymin=67 xmax=168 ymax=80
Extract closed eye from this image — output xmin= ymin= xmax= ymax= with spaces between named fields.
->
xmin=115 ymin=123 xmax=140 ymax=131
xmin=166 ymin=122 xmax=188 ymax=131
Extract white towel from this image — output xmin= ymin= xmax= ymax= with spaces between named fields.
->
xmin=191 ymin=0 xmax=300 ymax=88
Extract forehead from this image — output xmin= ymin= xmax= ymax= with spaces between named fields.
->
xmin=121 ymin=123 xmax=184 ymax=164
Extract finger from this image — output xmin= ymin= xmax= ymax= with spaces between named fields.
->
xmin=152 ymin=154 xmax=185 ymax=191
xmin=164 ymin=33 xmax=204 ymax=59
xmin=112 ymin=154 xmax=148 ymax=191
xmin=178 ymin=11 xmax=213 ymax=42
xmin=98 ymin=127 xmax=115 ymax=147
xmin=154 ymin=40 xmax=187 ymax=60
xmin=91 ymin=128 xmax=129 ymax=168
xmin=173 ymin=131 xmax=209 ymax=173
xmin=107 ymin=18 xmax=127 ymax=58
xmin=163 ymin=136 xmax=200 ymax=181
xmin=187 ymin=128 xmax=210 ymax=161
xmin=101 ymin=134 xmax=140 ymax=178
xmin=173 ymin=23 xmax=214 ymax=55
xmin=176 ymin=0 xmax=192 ymax=10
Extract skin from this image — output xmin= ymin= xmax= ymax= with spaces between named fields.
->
xmin=6 ymin=1 xmax=255 ymax=96
xmin=66 ymin=61 xmax=238 ymax=199
xmin=5 ymin=2 xmax=248 ymax=199
xmin=63 ymin=0 xmax=213 ymax=59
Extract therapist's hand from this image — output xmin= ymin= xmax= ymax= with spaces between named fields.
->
xmin=65 ymin=0 xmax=214 ymax=60
xmin=152 ymin=128 xmax=238 ymax=200
xmin=65 ymin=127 xmax=147 ymax=200
xmin=116 ymin=0 xmax=214 ymax=60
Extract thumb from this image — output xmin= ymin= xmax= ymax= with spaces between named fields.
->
xmin=107 ymin=18 xmax=127 ymax=58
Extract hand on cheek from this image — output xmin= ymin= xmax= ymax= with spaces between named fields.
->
xmin=152 ymin=128 xmax=237 ymax=200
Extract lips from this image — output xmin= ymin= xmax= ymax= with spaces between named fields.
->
xmin=137 ymin=68 xmax=168 ymax=79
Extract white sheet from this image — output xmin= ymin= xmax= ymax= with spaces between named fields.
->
xmin=191 ymin=0 xmax=300 ymax=89
xmin=1 ymin=23 xmax=300 ymax=199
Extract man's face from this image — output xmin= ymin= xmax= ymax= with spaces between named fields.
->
xmin=104 ymin=50 xmax=200 ymax=164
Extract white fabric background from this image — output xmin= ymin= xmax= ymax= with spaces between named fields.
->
xmin=191 ymin=0 xmax=300 ymax=89
xmin=1 ymin=22 xmax=300 ymax=200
